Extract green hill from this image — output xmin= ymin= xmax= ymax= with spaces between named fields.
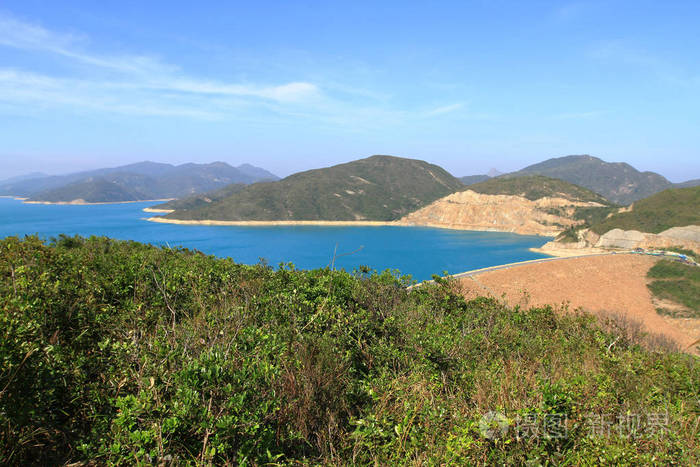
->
xmin=510 ymin=155 xmax=672 ymax=204
xmin=163 ymin=155 xmax=464 ymax=222
xmin=590 ymin=186 xmax=700 ymax=234
xmin=29 ymin=177 xmax=146 ymax=203
xmin=153 ymin=183 xmax=248 ymax=211
xmin=29 ymin=176 xmax=149 ymax=203
xmin=5 ymin=162 xmax=278 ymax=202
xmin=467 ymin=175 xmax=612 ymax=203
xmin=1 ymin=236 xmax=697 ymax=465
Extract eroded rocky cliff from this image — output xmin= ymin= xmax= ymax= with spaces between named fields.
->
xmin=398 ymin=190 xmax=605 ymax=236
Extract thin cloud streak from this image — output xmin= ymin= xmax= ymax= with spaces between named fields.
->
xmin=424 ymin=103 xmax=464 ymax=117
xmin=0 ymin=13 xmax=321 ymax=113
xmin=0 ymin=12 xmax=481 ymax=126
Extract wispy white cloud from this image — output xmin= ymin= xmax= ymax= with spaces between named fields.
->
xmin=588 ymin=40 xmax=698 ymax=87
xmin=552 ymin=110 xmax=604 ymax=120
xmin=0 ymin=68 xmax=221 ymax=119
xmin=424 ymin=103 xmax=464 ymax=117
xmin=0 ymin=13 xmax=322 ymax=118
xmin=552 ymin=2 xmax=589 ymax=22
xmin=0 ymin=12 xmax=479 ymax=127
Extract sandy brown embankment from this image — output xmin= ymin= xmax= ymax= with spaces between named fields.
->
xmin=143 ymin=207 xmax=175 ymax=213
xmin=24 ymin=198 xmax=174 ymax=206
xmin=397 ymin=190 xmax=602 ymax=236
xmin=457 ymin=254 xmax=699 ymax=352
xmin=146 ymin=217 xmax=400 ymax=227
xmin=529 ymin=246 xmax=607 ymax=257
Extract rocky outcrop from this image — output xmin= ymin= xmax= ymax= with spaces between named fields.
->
xmin=595 ymin=229 xmax=648 ymax=249
xmin=541 ymin=225 xmax=700 ymax=255
xmin=397 ymin=190 xmax=602 ymax=236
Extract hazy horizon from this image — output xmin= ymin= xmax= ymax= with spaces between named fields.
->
xmin=1 ymin=1 xmax=699 ymax=182
xmin=1 ymin=153 xmax=696 ymax=185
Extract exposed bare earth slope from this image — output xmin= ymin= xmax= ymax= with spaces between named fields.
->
xmin=398 ymin=189 xmax=604 ymax=236
xmin=457 ymin=254 xmax=698 ymax=350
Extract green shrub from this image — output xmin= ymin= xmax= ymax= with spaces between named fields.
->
xmin=0 ymin=236 xmax=698 ymax=465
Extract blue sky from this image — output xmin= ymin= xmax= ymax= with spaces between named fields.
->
xmin=1 ymin=1 xmax=699 ymax=181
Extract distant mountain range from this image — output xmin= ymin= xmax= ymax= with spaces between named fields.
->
xmin=459 ymin=168 xmax=502 ymax=185
xmin=0 ymin=162 xmax=278 ymax=203
xmin=159 ymin=155 xmax=464 ymax=221
xmin=461 ymin=155 xmax=699 ymax=205
xmin=505 ymin=155 xmax=673 ymax=205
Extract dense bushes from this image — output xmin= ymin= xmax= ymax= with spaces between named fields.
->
xmin=1 ymin=235 xmax=698 ymax=464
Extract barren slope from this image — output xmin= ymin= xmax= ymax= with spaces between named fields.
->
xmin=398 ymin=190 xmax=605 ymax=236
xmin=457 ymin=254 xmax=698 ymax=350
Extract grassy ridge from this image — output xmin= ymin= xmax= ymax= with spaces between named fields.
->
xmin=164 ymin=155 xmax=464 ymax=222
xmin=468 ymin=175 xmax=612 ymax=203
xmin=591 ymin=186 xmax=700 ymax=234
xmin=1 ymin=236 xmax=698 ymax=465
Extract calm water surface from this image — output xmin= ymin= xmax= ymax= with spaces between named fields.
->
xmin=0 ymin=198 xmax=551 ymax=281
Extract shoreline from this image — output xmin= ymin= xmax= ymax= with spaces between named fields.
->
xmin=23 ymin=198 xmax=174 ymax=206
xmin=528 ymin=246 xmax=608 ymax=258
xmin=146 ymin=217 xmax=401 ymax=227
xmin=398 ymin=221 xmax=556 ymax=237
xmin=410 ymin=252 xmax=615 ymax=288
xmin=143 ymin=207 xmax=175 ymax=213
xmin=145 ymin=216 xmax=559 ymax=238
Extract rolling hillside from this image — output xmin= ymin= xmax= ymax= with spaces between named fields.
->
xmin=509 ymin=155 xmax=673 ymax=204
xmin=162 ymin=155 xmax=464 ymax=221
xmin=590 ymin=186 xmax=700 ymax=234
xmin=27 ymin=178 xmax=145 ymax=203
xmin=3 ymin=162 xmax=278 ymax=203
xmin=152 ymin=183 xmax=248 ymax=211
xmin=467 ymin=175 xmax=612 ymax=203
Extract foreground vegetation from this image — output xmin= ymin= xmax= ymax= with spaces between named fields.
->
xmin=1 ymin=236 xmax=698 ymax=465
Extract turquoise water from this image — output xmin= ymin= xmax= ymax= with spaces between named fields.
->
xmin=0 ymin=198 xmax=551 ymax=281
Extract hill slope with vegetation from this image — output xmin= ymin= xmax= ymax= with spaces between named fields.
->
xmin=509 ymin=155 xmax=672 ymax=204
xmin=468 ymin=175 xmax=612 ymax=204
xmin=1 ymin=236 xmax=698 ymax=465
xmin=2 ymin=162 xmax=278 ymax=202
xmin=162 ymin=155 xmax=464 ymax=222
xmin=28 ymin=177 xmax=146 ymax=203
xmin=151 ymin=183 xmax=248 ymax=212
xmin=590 ymin=186 xmax=700 ymax=234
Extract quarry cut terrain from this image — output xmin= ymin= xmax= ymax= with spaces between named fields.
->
xmin=457 ymin=254 xmax=699 ymax=352
xmin=541 ymin=225 xmax=700 ymax=256
xmin=398 ymin=189 xmax=605 ymax=236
